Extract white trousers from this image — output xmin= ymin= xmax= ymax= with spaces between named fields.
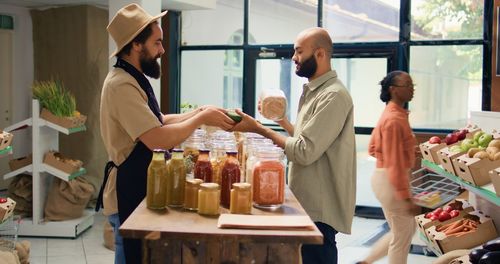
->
xmin=364 ymin=168 xmax=416 ymax=264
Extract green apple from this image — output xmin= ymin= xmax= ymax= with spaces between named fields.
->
xmin=473 ymin=131 xmax=485 ymax=142
xmin=449 ymin=145 xmax=463 ymax=153
xmin=461 ymin=138 xmax=479 ymax=152
xmin=478 ymin=133 xmax=493 ymax=148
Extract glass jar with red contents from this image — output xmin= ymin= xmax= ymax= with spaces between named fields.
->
xmin=220 ymin=151 xmax=240 ymax=208
xmin=252 ymin=147 xmax=285 ymax=209
xmin=194 ymin=149 xmax=213 ymax=182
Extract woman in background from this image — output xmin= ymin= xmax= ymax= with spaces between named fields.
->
xmin=358 ymin=71 xmax=419 ymax=264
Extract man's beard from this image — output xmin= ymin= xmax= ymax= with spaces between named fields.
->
xmin=295 ymin=54 xmax=317 ymax=78
xmin=140 ymin=50 xmax=161 ymax=79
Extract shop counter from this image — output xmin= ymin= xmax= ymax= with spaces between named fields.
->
xmin=120 ymin=186 xmax=323 ymax=263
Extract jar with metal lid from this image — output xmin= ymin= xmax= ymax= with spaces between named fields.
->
xmin=184 ymin=178 xmax=203 ymax=211
xmin=183 ymin=129 xmax=206 ymax=176
xmin=194 ymin=149 xmax=212 ymax=182
xmin=198 ymin=183 xmax=220 ymax=216
xmin=221 ymin=151 xmax=241 ymax=208
xmin=146 ymin=149 xmax=167 ymax=210
xmin=230 ymin=182 xmax=252 ymax=214
xmin=252 ymin=147 xmax=285 ymax=209
xmin=167 ymin=149 xmax=186 ymax=207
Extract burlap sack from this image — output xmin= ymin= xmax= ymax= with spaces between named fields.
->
xmin=103 ymin=220 xmax=115 ymax=251
xmin=7 ymin=175 xmax=32 ymax=217
xmin=44 ymin=177 xmax=94 ymax=221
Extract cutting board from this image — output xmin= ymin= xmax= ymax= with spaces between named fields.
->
xmin=217 ymin=214 xmax=315 ymax=230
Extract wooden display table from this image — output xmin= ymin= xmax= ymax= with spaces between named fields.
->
xmin=120 ymin=187 xmax=323 ymax=263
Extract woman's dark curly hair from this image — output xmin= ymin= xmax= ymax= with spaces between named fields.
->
xmin=379 ymin=70 xmax=406 ymax=103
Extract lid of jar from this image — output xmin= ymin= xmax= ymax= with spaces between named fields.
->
xmin=199 ymin=149 xmax=210 ymax=153
xmin=153 ymin=149 xmax=165 ymax=153
xmin=200 ymin=182 xmax=219 ymax=189
xmin=186 ymin=178 xmax=203 ymax=185
xmin=172 ymin=148 xmax=184 ymax=153
xmin=232 ymin=182 xmax=251 ymax=189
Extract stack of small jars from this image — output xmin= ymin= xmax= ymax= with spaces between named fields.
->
xmin=145 ymin=128 xmax=286 ymax=217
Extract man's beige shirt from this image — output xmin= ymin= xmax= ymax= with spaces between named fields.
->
xmin=284 ymin=70 xmax=356 ymax=234
xmin=100 ymin=67 xmax=162 ymax=216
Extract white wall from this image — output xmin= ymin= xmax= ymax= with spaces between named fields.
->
xmin=0 ymin=4 xmax=33 ymax=158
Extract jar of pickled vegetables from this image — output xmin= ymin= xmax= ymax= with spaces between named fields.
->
xmin=146 ymin=149 xmax=167 ymax=210
xmin=230 ymin=182 xmax=252 ymax=214
xmin=252 ymin=147 xmax=285 ymax=209
xmin=198 ymin=183 xmax=220 ymax=216
xmin=167 ymin=149 xmax=186 ymax=207
xmin=184 ymin=178 xmax=203 ymax=211
xmin=221 ymin=151 xmax=240 ymax=208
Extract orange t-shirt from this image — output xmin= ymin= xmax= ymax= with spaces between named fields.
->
xmin=368 ymin=102 xmax=416 ymax=200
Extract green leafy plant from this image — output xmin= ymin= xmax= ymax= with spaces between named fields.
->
xmin=32 ymin=80 xmax=77 ymax=117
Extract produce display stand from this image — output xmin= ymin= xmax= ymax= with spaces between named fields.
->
xmin=0 ymin=146 xmax=12 ymax=158
xmin=411 ymin=167 xmax=461 ymax=209
xmin=2 ymin=99 xmax=93 ymax=238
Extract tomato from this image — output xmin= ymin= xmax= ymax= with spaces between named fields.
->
xmin=433 ymin=208 xmax=443 ymax=215
xmin=429 ymin=215 xmax=439 ymax=221
xmin=438 ymin=211 xmax=452 ymax=222
xmin=443 ymin=206 xmax=453 ymax=213
xmin=0 ymin=198 xmax=6 ymax=203
xmin=449 ymin=210 xmax=460 ymax=218
xmin=425 ymin=212 xmax=435 ymax=219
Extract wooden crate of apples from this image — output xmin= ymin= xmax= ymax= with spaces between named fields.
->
xmin=452 ymin=131 xmax=500 ymax=186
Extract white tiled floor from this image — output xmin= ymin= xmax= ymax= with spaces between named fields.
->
xmin=22 ymin=213 xmax=437 ymax=264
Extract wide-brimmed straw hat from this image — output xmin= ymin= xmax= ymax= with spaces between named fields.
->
xmin=107 ymin=3 xmax=167 ymax=58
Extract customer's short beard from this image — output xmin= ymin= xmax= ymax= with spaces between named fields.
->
xmin=140 ymin=50 xmax=161 ymax=79
xmin=296 ymin=54 xmax=317 ymax=78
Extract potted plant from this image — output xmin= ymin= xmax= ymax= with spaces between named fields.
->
xmin=32 ymin=80 xmax=86 ymax=128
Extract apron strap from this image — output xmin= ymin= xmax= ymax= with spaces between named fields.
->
xmin=95 ymin=161 xmax=117 ymax=212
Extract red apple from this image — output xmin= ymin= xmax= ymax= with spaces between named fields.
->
xmin=429 ymin=136 xmax=441 ymax=144
xmin=438 ymin=211 xmax=452 ymax=222
xmin=445 ymin=133 xmax=459 ymax=145
xmin=456 ymin=130 xmax=467 ymax=140
xmin=449 ymin=210 xmax=460 ymax=218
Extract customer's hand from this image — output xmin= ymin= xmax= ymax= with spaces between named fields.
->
xmin=230 ymin=109 xmax=263 ymax=133
xmin=404 ymin=199 xmax=421 ymax=216
xmin=198 ymin=107 xmax=235 ymax=131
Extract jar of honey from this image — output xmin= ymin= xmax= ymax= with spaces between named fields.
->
xmin=194 ymin=149 xmax=212 ymax=182
xmin=184 ymin=178 xmax=203 ymax=211
xmin=230 ymin=182 xmax=252 ymax=214
xmin=252 ymin=147 xmax=285 ymax=209
xmin=198 ymin=183 xmax=220 ymax=216
xmin=167 ymin=149 xmax=186 ymax=207
xmin=146 ymin=149 xmax=167 ymax=210
xmin=221 ymin=151 xmax=240 ymax=208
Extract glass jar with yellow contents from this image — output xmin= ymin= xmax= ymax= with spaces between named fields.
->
xmin=230 ymin=182 xmax=252 ymax=214
xmin=197 ymin=183 xmax=220 ymax=216
xmin=146 ymin=149 xmax=167 ymax=210
xmin=184 ymin=178 xmax=203 ymax=211
xmin=167 ymin=149 xmax=186 ymax=207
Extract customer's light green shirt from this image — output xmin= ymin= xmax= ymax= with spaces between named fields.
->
xmin=284 ymin=70 xmax=356 ymax=234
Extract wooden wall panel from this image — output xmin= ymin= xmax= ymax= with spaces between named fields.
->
xmin=31 ymin=5 xmax=108 ymax=199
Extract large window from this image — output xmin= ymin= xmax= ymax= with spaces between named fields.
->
xmin=177 ymin=0 xmax=491 ymax=209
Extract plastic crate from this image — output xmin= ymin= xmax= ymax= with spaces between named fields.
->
xmin=0 ymin=215 xmax=19 ymax=252
xmin=411 ymin=168 xmax=461 ymax=209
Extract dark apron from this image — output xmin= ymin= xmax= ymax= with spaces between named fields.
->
xmin=96 ymin=58 xmax=162 ymax=264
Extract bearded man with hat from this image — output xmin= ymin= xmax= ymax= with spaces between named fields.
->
xmin=97 ymin=3 xmax=235 ymax=263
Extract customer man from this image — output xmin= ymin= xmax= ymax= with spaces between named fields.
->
xmin=97 ymin=4 xmax=235 ymax=263
xmin=232 ymin=27 xmax=356 ymax=264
